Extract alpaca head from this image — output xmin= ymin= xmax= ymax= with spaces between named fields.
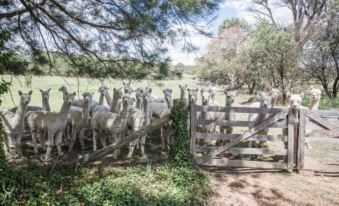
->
xmin=187 ymin=88 xmax=199 ymax=103
xmin=179 ymin=84 xmax=187 ymax=95
xmin=135 ymin=88 xmax=144 ymax=102
xmin=82 ymin=92 xmax=93 ymax=104
xmin=200 ymin=88 xmax=211 ymax=105
xmin=113 ymin=87 xmax=123 ymax=99
xmin=123 ymin=80 xmax=133 ymax=95
xmin=225 ymin=90 xmax=237 ymax=104
xmin=257 ymin=92 xmax=272 ymax=109
xmin=163 ymin=88 xmax=172 ymax=104
xmin=122 ymin=96 xmax=132 ymax=108
xmin=269 ymin=88 xmax=280 ymax=100
xmin=39 ymin=88 xmax=51 ymax=101
xmin=18 ymin=90 xmax=33 ymax=106
xmin=65 ymin=92 xmax=76 ymax=105
xmin=98 ymin=85 xmax=109 ymax=95
xmin=309 ymin=86 xmax=322 ymax=103
xmin=287 ymin=92 xmax=304 ymax=110
xmin=58 ymin=85 xmax=67 ymax=92
xmin=143 ymin=89 xmax=152 ymax=104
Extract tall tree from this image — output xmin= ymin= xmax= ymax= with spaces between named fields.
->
xmin=302 ymin=1 xmax=339 ymax=98
xmin=250 ymin=0 xmax=327 ymax=48
xmin=0 ymin=0 xmax=221 ymax=77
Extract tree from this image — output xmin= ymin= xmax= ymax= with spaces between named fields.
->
xmin=0 ymin=0 xmax=221 ymax=77
xmin=302 ymin=1 xmax=339 ymax=98
xmin=218 ymin=18 xmax=250 ymax=34
xmin=250 ymin=0 xmax=327 ymax=48
xmin=197 ymin=18 xmax=249 ymax=87
xmin=245 ymin=22 xmax=299 ymax=102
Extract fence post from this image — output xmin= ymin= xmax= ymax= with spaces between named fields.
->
xmin=190 ymin=102 xmax=197 ymax=157
xmin=297 ymin=109 xmax=306 ymax=171
xmin=287 ymin=109 xmax=295 ymax=172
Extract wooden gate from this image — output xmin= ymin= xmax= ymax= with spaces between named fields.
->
xmin=297 ymin=109 xmax=339 ymax=173
xmin=190 ymin=105 xmax=296 ymax=171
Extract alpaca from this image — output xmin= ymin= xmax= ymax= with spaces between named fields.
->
xmin=91 ymin=96 xmax=131 ymax=158
xmin=160 ymin=89 xmax=173 ymax=151
xmin=145 ymin=88 xmax=168 ymax=118
xmin=248 ymin=92 xmax=273 ymax=154
xmin=27 ymin=89 xmax=52 ymax=153
xmin=26 ymin=92 xmax=76 ymax=160
xmin=67 ymin=92 xmax=92 ymax=152
xmin=209 ymin=86 xmax=219 ymax=105
xmin=126 ymin=91 xmax=152 ymax=158
xmin=305 ymin=87 xmax=322 ymax=149
xmin=219 ymin=90 xmax=237 ymax=145
xmin=0 ymin=90 xmax=32 ymax=156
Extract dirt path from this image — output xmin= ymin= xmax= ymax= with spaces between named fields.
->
xmin=207 ymin=170 xmax=339 ymax=206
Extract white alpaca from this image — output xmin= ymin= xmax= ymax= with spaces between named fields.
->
xmin=27 ymin=92 xmax=76 ymax=160
xmin=91 ymin=96 xmax=131 ymax=158
xmin=0 ymin=91 xmax=32 ymax=156
xmin=219 ymin=90 xmax=237 ymax=145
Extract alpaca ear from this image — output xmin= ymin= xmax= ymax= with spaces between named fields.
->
xmin=179 ymin=84 xmax=182 ymax=88
xmin=72 ymin=92 xmax=76 ymax=96
xmin=195 ymin=88 xmax=199 ymax=92
xmin=39 ymin=89 xmax=43 ymax=93
xmin=48 ymin=88 xmax=51 ymax=92
xmin=18 ymin=90 xmax=23 ymax=96
xmin=28 ymin=90 xmax=33 ymax=95
xmin=149 ymin=88 xmax=152 ymax=93
xmin=169 ymin=89 xmax=172 ymax=93
xmin=185 ymin=84 xmax=187 ymax=88
xmin=187 ymin=88 xmax=190 ymax=92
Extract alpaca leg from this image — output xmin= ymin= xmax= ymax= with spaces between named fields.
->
xmin=140 ymin=135 xmax=147 ymax=158
xmin=38 ymin=130 xmax=46 ymax=151
xmin=45 ymin=131 xmax=54 ymax=160
xmin=32 ymin=130 xmax=39 ymax=154
xmin=79 ymin=129 xmax=86 ymax=151
xmin=127 ymin=139 xmax=137 ymax=159
xmin=68 ymin=128 xmax=77 ymax=152
xmin=161 ymin=127 xmax=165 ymax=151
xmin=56 ymin=131 xmax=64 ymax=156
xmin=113 ymin=134 xmax=120 ymax=159
xmin=15 ymin=135 xmax=23 ymax=157
xmin=92 ymin=129 xmax=98 ymax=151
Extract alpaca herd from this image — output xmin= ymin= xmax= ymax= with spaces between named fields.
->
xmin=0 ymin=81 xmax=323 ymax=161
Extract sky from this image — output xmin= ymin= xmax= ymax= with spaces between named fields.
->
xmin=169 ymin=0 xmax=293 ymax=66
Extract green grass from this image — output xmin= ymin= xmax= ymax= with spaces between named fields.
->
xmin=0 ymin=163 xmax=211 ymax=205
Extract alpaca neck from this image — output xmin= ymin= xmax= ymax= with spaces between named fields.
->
xmin=104 ymin=91 xmax=112 ymax=106
xmin=136 ymin=99 xmax=143 ymax=110
xmin=60 ymin=102 xmax=71 ymax=114
xmin=167 ymin=98 xmax=173 ymax=109
xmin=310 ymin=100 xmax=319 ymax=110
xmin=42 ymin=98 xmax=51 ymax=112
xmin=111 ymin=95 xmax=120 ymax=113
xmin=98 ymin=93 xmax=104 ymax=105
xmin=16 ymin=102 xmax=27 ymax=124
xmin=82 ymin=103 xmax=90 ymax=119
xmin=201 ymin=105 xmax=208 ymax=119
xmin=180 ymin=92 xmax=185 ymax=101
xmin=62 ymin=89 xmax=68 ymax=102
xmin=143 ymin=101 xmax=151 ymax=125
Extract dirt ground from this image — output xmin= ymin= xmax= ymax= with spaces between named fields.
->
xmin=206 ymin=169 xmax=339 ymax=206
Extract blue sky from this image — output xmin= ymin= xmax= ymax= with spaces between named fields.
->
xmin=169 ymin=0 xmax=292 ymax=65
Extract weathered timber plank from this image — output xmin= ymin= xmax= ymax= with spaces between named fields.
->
xmin=201 ymin=158 xmax=287 ymax=169
xmin=308 ymin=110 xmax=339 ymax=117
xmin=195 ymin=106 xmax=285 ymax=114
xmin=298 ymin=109 xmax=306 ymax=170
xmin=287 ymin=109 xmax=295 ymax=172
xmin=196 ymin=147 xmax=287 ymax=156
xmin=304 ymin=161 xmax=339 ymax=173
xmin=78 ymin=115 xmax=170 ymax=164
xmin=306 ymin=111 xmax=339 ymax=131
xmin=195 ymin=133 xmax=288 ymax=142
xmin=197 ymin=119 xmax=287 ymax=128
xmin=190 ymin=103 xmax=197 ymax=155
xmin=306 ymin=137 xmax=339 ymax=145
xmin=195 ymin=111 xmax=288 ymax=165
xmin=305 ymin=150 xmax=339 ymax=159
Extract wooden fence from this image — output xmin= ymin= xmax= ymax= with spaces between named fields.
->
xmin=190 ymin=104 xmax=339 ymax=173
